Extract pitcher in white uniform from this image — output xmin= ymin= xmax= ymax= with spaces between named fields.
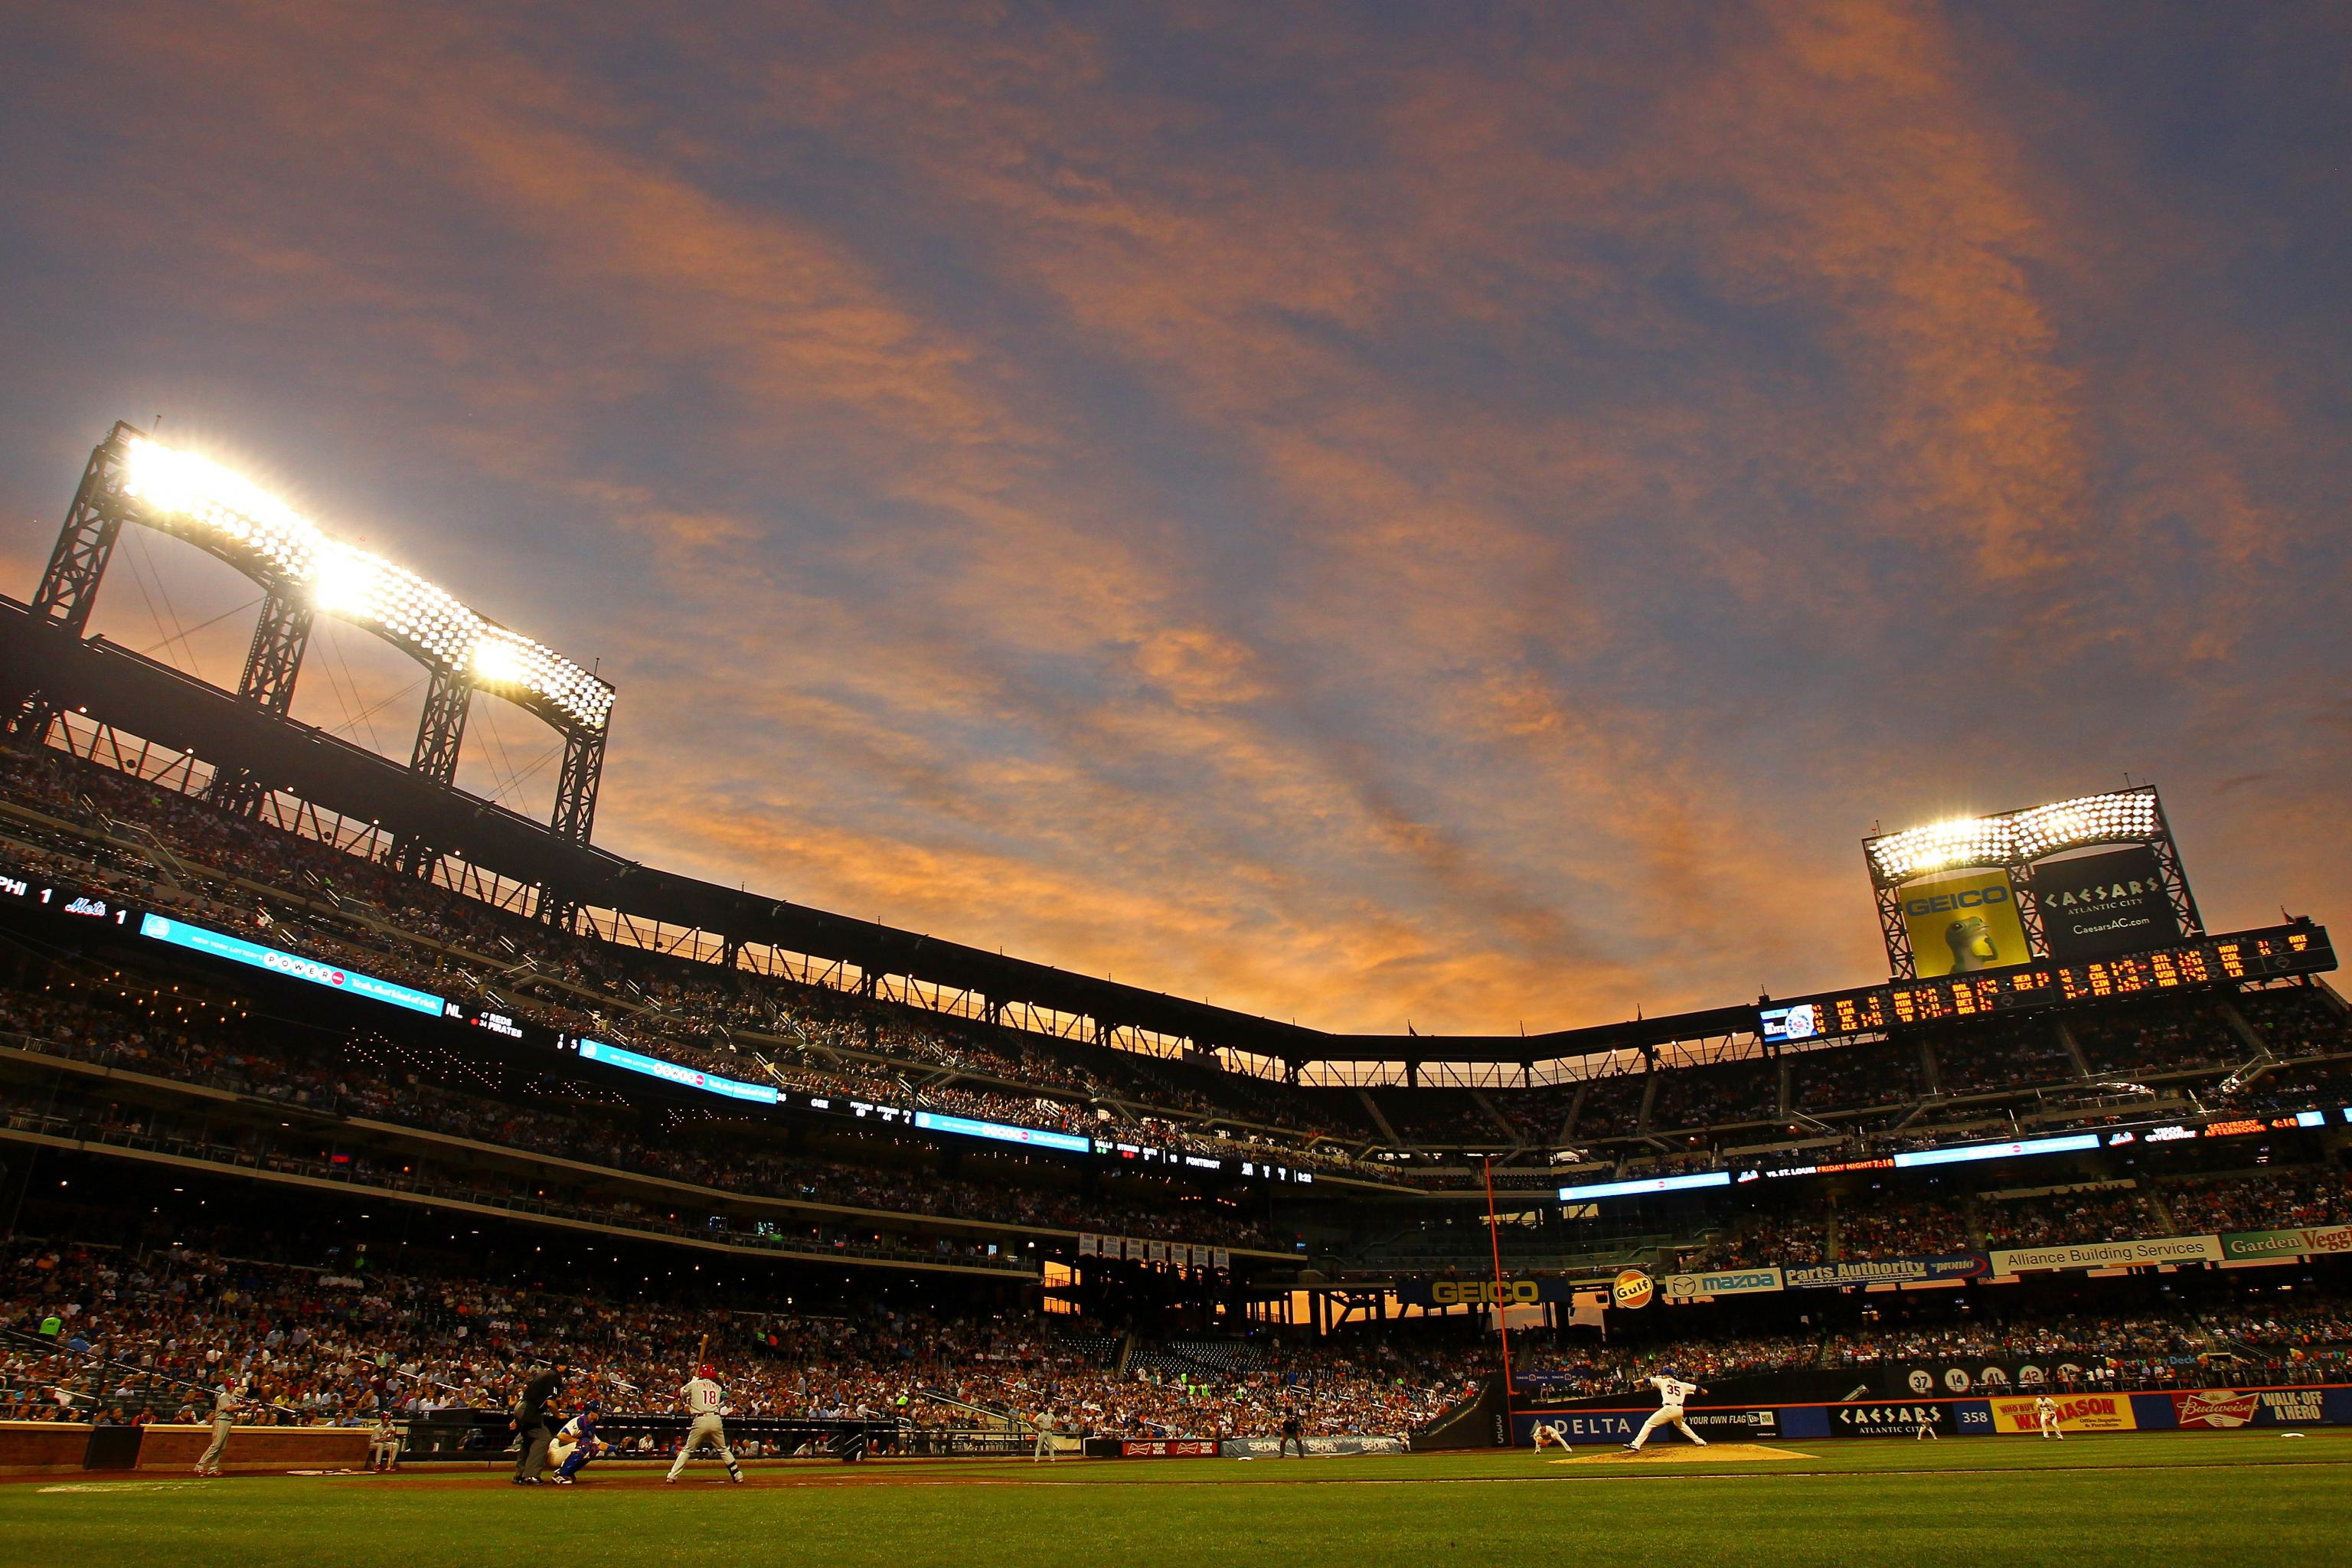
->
xmin=665 ymin=1364 xmax=744 ymax=1484
xmin=1622 ymin=1374 xmax=1707 ymax=1452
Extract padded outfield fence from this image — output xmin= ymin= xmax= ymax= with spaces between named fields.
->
xmin=1511 ymin=1378 xmax=2352 ymax=1445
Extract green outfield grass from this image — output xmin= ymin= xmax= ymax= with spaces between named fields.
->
xmin=6 ymin=1435 xmax=2350 ymax=1568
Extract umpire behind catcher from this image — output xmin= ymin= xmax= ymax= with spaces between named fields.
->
xmin=510 ymin=1356 xmax=567 ymax=1485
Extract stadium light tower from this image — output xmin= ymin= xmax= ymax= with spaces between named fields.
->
xmin=1861 ymin=787 xmax=2200 ymax=978
xmin=13 ymin=423 xmax=616 ymax=900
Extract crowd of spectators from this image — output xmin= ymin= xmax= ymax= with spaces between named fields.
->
xmin=1677 ymin=1214 xmax=1828 ymax=1271
xmin=2 ymin=1242 xmax=1479 ymax=1440
xmin=1788 ymin=1039 xmax=1924 ymax=1115
xmin=1566 ymin=1076 xmax=1646 ymax=1141
xmin=5 ymin=739 xmax=2350 ymax=1187
xmin=2072 ymin=1003 xmax=2246 ymax=1077
xmin=1519 ymin=1331 xmax=1824 ymax=1399
xmin=1836 ymin=1195 xmax=1975 ymax=1259
xmin=1824 ymin=1298 xmax=2352 ymax=1386
xmin=1674 ymin=1163 xmax=2348 ymax=1269
xmin=0 ymin=978 xmax=1279 ymax=1251
xmin=1931 ymin=1022 xmax=2077 ymax=1097
xmin=1980 ymin=1186 xmax=2162 ymax=1249
xmin=1524 ymin=1293 xmax=2352 ymax=1401
xmin=1648 ymin=1060 xmax=1782 ymax=1134
xmin=0 ymin=744 xmax=1378 ymax=1170
xmin=2167 ymin=1168 xmax=2352 ymax=1235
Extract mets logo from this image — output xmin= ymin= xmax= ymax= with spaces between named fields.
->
xmin=1612 ymin=1269 xmax=1653 ymax=1310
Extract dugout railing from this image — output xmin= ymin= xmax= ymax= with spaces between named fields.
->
xmin=404 ymin=1409 xmax=907 ymax=1464
xmin=0 ymin=1325 xmax=287 ymax=1428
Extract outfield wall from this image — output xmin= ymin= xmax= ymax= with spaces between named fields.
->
xmin=0 ymin=1421 xmax=371 ymax=1473
xmin=1512 ymin=1383 xmax=2352 ymax=1446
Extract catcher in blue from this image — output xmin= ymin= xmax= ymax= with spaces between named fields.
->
xmin=548 ymin=1399 xmax=608 ymax=1485
xmin=1622 ymin=1374 xmax=1707 ymax=1452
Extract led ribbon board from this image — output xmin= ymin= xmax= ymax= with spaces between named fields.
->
xmin=139 ymin=913 xmax=444 ymax=1016
xmin=575 ymin=1039 xmax=778 ymax=1104
xmin=1890 ymin=1133 xmax=2101 ymax=1169
xmin=1557 ymin=1171 xmax=1730 ymax=1202
xmin=912 ymin=1110 xmax=1093 ymax=1154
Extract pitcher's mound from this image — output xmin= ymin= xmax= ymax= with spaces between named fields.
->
xmin=1553 ymin=1442 xmax=1816 ymax=1465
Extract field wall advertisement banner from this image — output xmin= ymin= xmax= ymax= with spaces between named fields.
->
xmin=2218 ymin=1226 xmax=2352 ymax=1262
xmin=1989 ymin=1234 xmax=2221 ymax=1272
xmin=1988 ymin=1393 xmax=2137 ymax=1433
xmin=1901 ymin=869 xmax=2029 ymax=978
xmin=1784 ymin=1254 xmax=1991 ymax=1290
xmin=1662 ymin=1267 xmax=1785 ymax=1301
xmin=2036 ymin=845 xmax=2180 ymax=961
xmin=1513 ymin=1383 xmax=2352 ymax=1445
xmin=1221 ymin=1436 xmax=1407 ymax=1458
xmin=2155 ymin=1388 xmax=2343 ymax=1429
xmin=1394 ymin=1276 xmax=1574 ymax=1308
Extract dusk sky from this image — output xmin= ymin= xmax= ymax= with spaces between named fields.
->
xmin=3 ymin=2 xmax=2347 ymax=1036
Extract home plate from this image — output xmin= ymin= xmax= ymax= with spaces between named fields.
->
xmin=1553 ymin=1443 xmax=1817 ymax=1464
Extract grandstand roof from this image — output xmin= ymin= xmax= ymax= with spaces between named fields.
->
xmin=5 ymin=595 xmax=1756 ymax=1069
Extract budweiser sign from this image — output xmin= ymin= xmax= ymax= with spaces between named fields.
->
xmin=2173 ymin=1391 xmax=2259 ymax=1429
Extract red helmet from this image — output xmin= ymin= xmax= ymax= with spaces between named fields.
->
xmin=697 ymin=1364 xmax=716 ymax=1379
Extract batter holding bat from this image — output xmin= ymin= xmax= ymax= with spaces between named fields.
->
xmin=665 ymin=1336 xmax=743 ymax=1485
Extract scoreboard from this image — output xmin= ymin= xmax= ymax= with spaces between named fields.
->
xmin=1761 ymin=922 xmax=2333 ymax=1044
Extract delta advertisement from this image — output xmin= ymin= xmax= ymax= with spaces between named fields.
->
xmin=1989 ymin=1233 xmax=2222 ymax=1272
xmin=1783 ymin=1253 xmax=1991 ymax=1290
xmin=2035 ymin=846 xmax=2180 ymax=962
xmin=1900 ymin=869 xmax=2029 ymax=978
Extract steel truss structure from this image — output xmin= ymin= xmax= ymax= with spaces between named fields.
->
xmin=8 ymin=438 xmax=129 ymax=740
xmin=1863 ymin=786 xmax=2202 ymax=980
xmin=14 ymin=422 xmax=612 ymax=900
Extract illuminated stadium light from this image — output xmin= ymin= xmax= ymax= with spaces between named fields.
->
xmin=115 ymin=434 xmax=612 ymax=730
xmin=2011 ymin=792 xmax=2163 ymax=860
xmin=1865 ymin=789 xmax=2164 ymax=885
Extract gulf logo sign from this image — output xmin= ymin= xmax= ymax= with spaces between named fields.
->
xmin=1612 ymin=1269 xmax=1654 ymax=1310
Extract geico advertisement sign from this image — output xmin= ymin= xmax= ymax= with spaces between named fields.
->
xmin=1901 ymin=870 xmax=2028 ymax=978
xmin=1988 ymin=1396 xmax=2136 ymax=1434
xmin=1428 ymin=1279 xmax=1541 ymax=1307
